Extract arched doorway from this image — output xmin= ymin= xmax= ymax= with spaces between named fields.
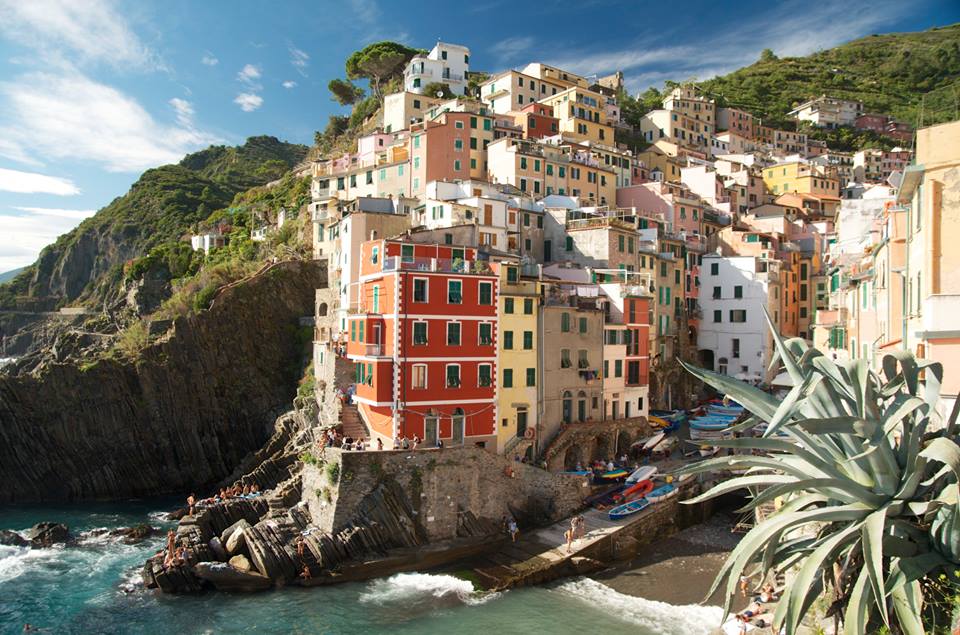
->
xmin=699 ymin=349 xmax=715 ymax=371
xmin=452 ymin=408 xmax=465 ymax=445
xmin=577 ymin=391 xmax=587 ymax=422
xmin=562 ymin=391 xmax=572 ymax=423
xmin=563 ymin=445 xmax=583 ymax=470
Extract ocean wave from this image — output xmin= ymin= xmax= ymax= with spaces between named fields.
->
xmin=556 ymin=578 xmax=724 ymax=635
xmin=0 ymin=543 xmax=62 ymax=584
xmin=359 ymin=573 xmax=500 ymax=607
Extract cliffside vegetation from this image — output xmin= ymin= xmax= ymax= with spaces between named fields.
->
xmin=619 ymin=23 xmax=960 ymax=151
xmin=0 ymin=136 xmax=308 ymax=312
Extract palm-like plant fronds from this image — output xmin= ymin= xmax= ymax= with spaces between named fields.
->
xmin=677 ymin=316 xmax=960 ymax=635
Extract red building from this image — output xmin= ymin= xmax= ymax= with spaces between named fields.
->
xmin=624 ymin=293 xmax=651 ymax=389
xmin=515 ymin=102 xmax=559 ymax=139
xmin=346 ymin=239 xmax=498 ymax=448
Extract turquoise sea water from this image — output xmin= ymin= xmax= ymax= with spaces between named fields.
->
xmin=0 ymin=502 xmax=723 ymax=635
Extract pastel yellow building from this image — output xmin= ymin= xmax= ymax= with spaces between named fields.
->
xmin=495 ymin=262 xmax=540 ymax=455
xmin=540 ymin=87 xmax=615 ymax=145
xmin=762 ymin=161 xmax=840 ymax=199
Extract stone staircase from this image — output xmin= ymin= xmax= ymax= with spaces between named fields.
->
xmin=339 ymin=402 xmax=369 ymax=439
xmin=502 ymin=434 xmax=533 ymax=459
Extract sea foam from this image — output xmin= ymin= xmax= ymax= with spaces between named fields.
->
xmin=359 ymin=572 xmax=500 ymax=607
xmin=556 ymin=578 xmax=725 ymax=635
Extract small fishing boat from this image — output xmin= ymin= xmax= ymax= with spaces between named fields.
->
xmin=614 ymin=478 xmax=654 ymax=502
xmin=600 ymin=468 xmax=629 ymax=480
xmin=608 ymin=497 xmax=651 ymax=520
xmin=583 ymin=484 xmax=623 ymax=506
xmin=626 ymin=465 xmax=658 ymax=483
xmin=646 ymin=484 xmax=677 ymax=503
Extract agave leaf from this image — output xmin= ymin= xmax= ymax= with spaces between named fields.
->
xmin=797 ymin=415 xmax=879 ymax=438
xmin=691 ymin=437 xmax=851 ymax=480
xmin=881 ymin=533 xmax=921 ymax=558
xmin=763 ymin=305 xmax=804 ymax=384
xmin=883 ymin=351 xmax=919 ymax=396
xmin=744 ymin=477 xmax=887 ymax=510
xmin=862 ymin=509 xmax=890 ymax=627
xmin=919 ymin=437 xmax=960 ymax=479
xmin=945 ymin=391 xmax=960 ymax=437
xmin=844 ymin=566 xmax=874 ymax=635
xmin=916 ymin=359 xmax=944 ymax=424
xmin=881 ymin=394 xmax=926 ymax=437
xmin=811 ymin=355 xmax=857 ymax=405
xmin=782 ymin=523 xmax=862 ymax=635
xmin=681 ymin=474 xmax=797 ymax=505
xmin=763 ymin=374 xmax=813 ymax=438
xmin=885 ymin=552 xmax=947 ymax=594
xmin=890 ymin=580 xmax=924 ymax=635
xmin=679 ymin=359 xmax=780 ymax=421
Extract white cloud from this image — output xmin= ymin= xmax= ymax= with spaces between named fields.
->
xmin=0 ymin=168 xmax=80 ymax=195
xmin=282 ymin=81 xmax=297 ymax=89
xmin=234 ymin=92 xmax=263 ymax=112
xmin=0 ymin=206 xmax=96 ymax=270
xmin=237 ymin=64 xmax=262 ymax=87
xmin=348 ymin=0 xmax=380 ymax=25
xmin=0 ymin=0 xmax=161 ymax=70
xmin=168 ymin=97 xmax=195 ymax=127
xmin=491 ymin=36 xmax=535 ymax=63
xmin=0 ymin=71 xmax=223 ymax=172
xmin=201 ymin=52 xmax=219 ymax=66
xmin=289 ymin=46 xmax=309 ymax=76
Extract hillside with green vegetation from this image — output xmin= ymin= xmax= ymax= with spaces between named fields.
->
xmin=0 ymin=136 xmax=308 ymax=311
xmin=697 ymin=23 xmax=960 ymax=128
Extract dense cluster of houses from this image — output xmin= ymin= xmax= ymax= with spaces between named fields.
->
xmin=294 ymin=41 xmax=954 ymax=455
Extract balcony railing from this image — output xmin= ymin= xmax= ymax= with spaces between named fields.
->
xmin=382 ymin=256 xmax=492 ymax=275
xmin=365 ymin=344 xmax=382 ymax=356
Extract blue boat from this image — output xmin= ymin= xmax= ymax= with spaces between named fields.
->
xmin=608 ymin=497 xmax=651 ymax=520
xmin=690 ymin=420 xmax=731 ymax=431
xmin=646 ymin=484 xmax=678 ymax=503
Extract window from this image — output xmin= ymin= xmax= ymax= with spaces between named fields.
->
xmin=506 ymin=266 xmax=518 ymax=283
xmin=561 ymin=349 xmax=571 ymax=368
xmin=470 ymin=116 xmax=477 ymax=129
xmin=579 ymin=317 xmax=587 ymax=334
xmin=448 ymin=280 xmax=462 ymax=304
xmin=371 ymin=246 xmax=379 ymax=265
xmin=470 ymin=137 xmax=477 ymax=150
xmin=478 ymin=364 xmax=492 ymax=387
xmin=618 ymin=235 xmax=625 ymax=252
xmin=446 ymin=365 xmax=460 ymax=387
xmin=412 ymin=364 xmax=427 ymax=389
xmin=351 ymin=320 xmax=356 ymax=341
xmin=713 ymin=310 xmax=722 ymax=323
xmin=359 ymin=321 xmax=364 ymax=343
xmin=732 ymin=338 xmax=740 ymax=358
xmin=734 ymin=285 xmax=743 ymax=299
xmin=504 ymin=297 xmax=514 ymax=313
xmin=710 ymin=262 xmax=719 ymax=275
xmin=526 ymin=368 xmax=536 ymax=386
xmin=524 ymin=298 xmax=533 ymax=314
xmin=537 ymin=215 xmax=543 ymax=229
xmin=413 ymin=321 xmax=428 ymax=345
xmin=503 ymin=330 xmax=514 ymax=349
xmin=413 ymin=278 xmax=428 ymax=303
xmin=578 ymin=349 xmax=589 ymax=369
xmin=479 ymin=281 xmax=493 ymax=305
xmin=454 ymin=160 xmax=461 ymax=171
xmin=372 ymin=286 xmax=380 ymax=313
xmin=730 ymin=309 xmax=747 ymax=323
xmin=561 ymin=313 xmax=570 ymax=332
xmin=447 ymin=322 xmax=461 ymax=346
xmin=523 ymin=331 xmax=533 ymax=350
xmin=503 ymin=368 xmax=513 ymax=387
xmin=566 ymin=236 xmax=574 ymax=251
xmin=713 ymin=286 xmax=721 ymax=299
xmin=479 ymin=323 xmax=493 ymax=345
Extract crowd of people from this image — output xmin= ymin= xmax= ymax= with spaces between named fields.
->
xmin=729 ymin=578 xmax=780 ymax=634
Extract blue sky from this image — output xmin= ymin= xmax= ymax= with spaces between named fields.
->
xmin=0 ymin=0 xmax=957 ymax=272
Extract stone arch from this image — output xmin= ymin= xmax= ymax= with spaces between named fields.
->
xmin=563 ymin=444 xmax=584 ymax=470
xmin=317 ymin=302 xmax=329 ymax=317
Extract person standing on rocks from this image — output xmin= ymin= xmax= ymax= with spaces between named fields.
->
xmin=164 ymin=530 xmax=176 ymax=566
xmin=186 ymin=494 xmax=196 ymax=516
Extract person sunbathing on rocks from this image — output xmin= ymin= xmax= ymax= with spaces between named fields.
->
xmin=300 ymin=565 xmax=312 ymax=580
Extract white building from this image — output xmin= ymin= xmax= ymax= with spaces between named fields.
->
xmin=697 ymin=254 xmax=782 ymax=384
xmin=403 ymin=42 xmax=470 ymax=96
xmin=480 ymin=69 xmax=565 ymax=114
xmin=190 ymin=232 xmax=225 ymax=253
xmin=788 ymin=96 xmax=864 ymax=129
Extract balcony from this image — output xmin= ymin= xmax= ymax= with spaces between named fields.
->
xmin=922 ymin=295 xmax=960 ymax=336
xmin=365 ymin=343 xmax=383 ymax=356
xmin=382 ymin=256 xmax=492 ymax=275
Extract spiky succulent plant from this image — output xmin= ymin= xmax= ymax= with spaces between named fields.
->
xmin=676 ymin=318 xmax=960 ymax=635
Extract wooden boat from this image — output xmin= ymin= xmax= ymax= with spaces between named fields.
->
xmin=600 ymin=468 xmax=629 ymax=480
xmin=613 ymin=478 xmax=653 ymax=502
xmin=642 ymin=431 xmax=666 ymax=450
xmin=608 ymin=497 xmax=651 ymax=520
xmin=646 ymin=484 xmax=677 ymax=503
xmin=626 ymin=465 xmax=658 ymax=483
xmin=583 ymin=484 xmax=622 ymax=506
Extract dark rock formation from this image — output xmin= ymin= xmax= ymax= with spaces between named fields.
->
xmin=0 ymin=529 xmax=28 ymax=547
xmin=0 ymin=260 xmax=325 ymax=502
xmin=28 ymin=522 xmax=69 ymax=546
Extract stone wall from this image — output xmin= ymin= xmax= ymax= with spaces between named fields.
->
xmin=303 ymin=447 xmax=591 ymax=542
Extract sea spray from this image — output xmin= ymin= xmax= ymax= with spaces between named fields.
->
xmin=359 ymin=572 xmax=500 ymax=607
xmin=556 ymin=578 xmax=725 ymax=635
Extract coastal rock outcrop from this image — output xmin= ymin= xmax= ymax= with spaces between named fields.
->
xmin=0 ymin=259 xmax=325 ymax=502
xmin=28 ymin=522 xmax=70 ymax=546
xmin=0 ymin=529 xmax=28 ymax=547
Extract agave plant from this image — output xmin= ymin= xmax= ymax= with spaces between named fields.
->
xmin=676 ymin=317 xmax=960 ymax=635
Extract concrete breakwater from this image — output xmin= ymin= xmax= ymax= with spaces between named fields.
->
xmin=143 ymin=444 xmax=724 ymax=595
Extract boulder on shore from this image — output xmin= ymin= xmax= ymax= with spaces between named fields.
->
xmin=225 ymin=521 xmax=251 ymax=554
xmin=194 ymin=561 xmax=272 ymax=591
xmin=111 ymin=524 xmax=155 ymax=544
xmin=28 ymin=522 xmax=69 ymax=546
xmin=209 ymin=536 xmax=228 ymax=561
xmin=0 ymin=530 xmax=28 ymax=547
xmin=229 ymin=554 xmax=252 ymax=572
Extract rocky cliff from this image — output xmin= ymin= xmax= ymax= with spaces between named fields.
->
xmin=0 ymin=259 xmax=325 ymax=503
